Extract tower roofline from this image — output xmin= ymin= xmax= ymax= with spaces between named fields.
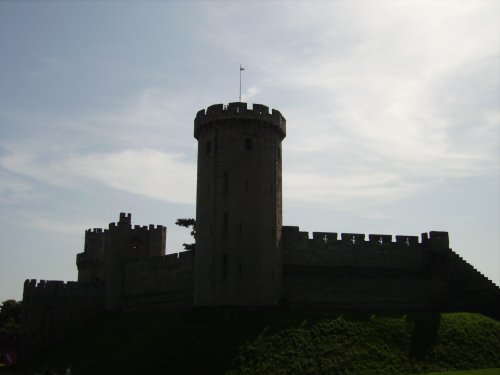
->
xmin=194 ymin=102 xmax=286 ymax=139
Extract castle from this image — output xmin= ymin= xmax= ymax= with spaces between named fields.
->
xmin=20 ymin=103 xmax=500 ymax=359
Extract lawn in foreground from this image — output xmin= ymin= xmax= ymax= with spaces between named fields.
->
xmin=421 ymin=369 xmax=500 ymax=375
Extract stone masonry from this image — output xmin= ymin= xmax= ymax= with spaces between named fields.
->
xmin=194 ymin=103 xmax=285 ymax=306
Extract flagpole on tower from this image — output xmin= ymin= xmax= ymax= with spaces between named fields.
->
xmin=239 ymin=64 xmax=245 ymax=102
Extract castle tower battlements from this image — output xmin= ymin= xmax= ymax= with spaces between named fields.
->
xmin=73 ymin=213 xmax=167 ymax=310
xmin=76 ymin=228 xmax=107 ymax=282
xmin=194 ymin=103 xmax=286 ymax=139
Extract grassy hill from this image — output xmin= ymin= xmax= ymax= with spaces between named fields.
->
xmin=3 ymin=310 xmax=499 ymax=375
xmin=422 ymin=370 xmax=500 ymax=375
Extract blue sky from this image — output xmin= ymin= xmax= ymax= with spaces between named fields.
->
xmin=0 ymin=1 xmax=499 ymax=302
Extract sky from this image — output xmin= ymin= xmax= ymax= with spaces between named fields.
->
xmin=0 ymin=0 xmax=499 ymax=302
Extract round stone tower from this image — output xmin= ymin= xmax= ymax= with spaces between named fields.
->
xmin=194 ymin=102 xmax=286 ymax=306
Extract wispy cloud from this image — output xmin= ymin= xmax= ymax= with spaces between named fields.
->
xmin=284 ymin=170 xmax=419 ymax=206
xmin=1 ymin=1 xmax=498 ymax=212
xmin=0 ymin=170 xmax=36 ymax=205
xmin=0 ymin=87 xmax=197 ymax=205
xmin=0 ymin=148 xmax=196 ymax=204
xmin=0 ymin=0 xmax=499 ymax=301
xmin=25 ymin=215 xmax=87 ymax=236
xmin=68 ymin=149 xmax=195 ymax=203
xmin=255 ymin=1 xmax=500 ymax=206
xmin=241 ymin=86 xmax=261 ymax=102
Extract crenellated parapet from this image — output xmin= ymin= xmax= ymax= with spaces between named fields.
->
xmin=133 ymin=224 xmax=165 ymax=231
xmin=106 ymin=215 xmax=166 ymax=235
xmin=87 ymin=213 xmax=167 ymax=255
xmin=107 ymin=212 xmax=133 ymax=230
xmin=22 ymin=279 xmax=105 ymax=334
xmin=282 ymin=226 xmax=457 ymax=312
xmin=83 ymin=228 xmax=106 ymax=255
xmin=79 ymin=227 xmax=106 ymax=282
xmin=85 ymin=228 xmax=107 ymax=234
xmin=282 ymin=226 xmax=450 ymax=268
xmin=283 ymin=226 xmax=448 ymax=249
xmin=107 ymin=222 xmax=165 ymax=231
xmin=119 ymin=212 xmax=131 ymax=224
xmin=103 ymin=213 xmax=168 ymax=311
xmin=77 ymin=213 xmax=168 ymax=286
xmin=194 ymin=102 xmax=286 ymax=139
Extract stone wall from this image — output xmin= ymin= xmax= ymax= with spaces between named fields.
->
xmin=19 ymin=213 xmax=183 ymax=360
xmin=104 ymin=216 xmax=167 ymax=311
xmin=281 ymin=226 xmax=500 ymax=318
xmin=122 ymin=251 xmax=194 ymax=311
xmin=440 ymin=250 xmax=500 ymax=319
xmin=194 ymin=103 xmax=285 ymax=306
xmin=282 ymin=227 xmax=427 ymax=268
xmin=20 ymin=280 xmax=105 ymax=360
xmin=18 ymin=218 xmax=500 ymax=363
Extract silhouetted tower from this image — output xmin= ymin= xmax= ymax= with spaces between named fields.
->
xmin=194 ymin=103 xmax=286 ymax=305
xmin=104 ymin=213 xmax=166 ymax=311
xmin=76 ymin=228 xmax=105 ymax=283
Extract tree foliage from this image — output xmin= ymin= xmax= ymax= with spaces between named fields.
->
xmin=0 ymin=299 xmax=21 ymax=350
xmin=175 ymin=218 xmax=196 ymax=251
xmin=0 ymin=300 xmax=21 ymax=326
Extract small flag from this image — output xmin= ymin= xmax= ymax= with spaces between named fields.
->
xmin=239 ymin=64 xmax=245 ymax=102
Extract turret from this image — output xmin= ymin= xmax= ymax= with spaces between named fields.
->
xmin=71 ymin=213 xmax=164 ymax=311
xmin=119 ymin=212 xmax=131 ymax=225
xmin=194 ymin=103 xmax=286 ymax=306
xmin=76 ymin=228 xmax=106 ymax=282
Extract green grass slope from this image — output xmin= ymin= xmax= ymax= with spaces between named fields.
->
xmin=421 ymin=370 xmax=500 ymax=375
xmin=3 ymin=311 xmax=499 ymax=375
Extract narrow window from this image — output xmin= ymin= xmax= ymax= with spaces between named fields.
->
xmin=222 ymin=254 xmax=228 ymax=280
xmin=270 ymin=185 xmax=274 ymax=195
xmin=239 ymin=263 xmax=242 ymax=278
xmin=277 ymin=146 xmax=281 ymax=160
xmin=272 ymin=268 xmax=274 ymax=280
xmin=205 ymin=141 xmax=211 ymax=154
xmin=239 ymin=222 xmax=242 ymax=233
xmin=245 ymin=180 xmax=248 ymax=192
xmin=245 ymin=137 xmax=252 ymax=150
xmin=223 ymin=212 xmax=228 ymax=238
xmin=223 ymin=171 xmax=228 ymax=194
